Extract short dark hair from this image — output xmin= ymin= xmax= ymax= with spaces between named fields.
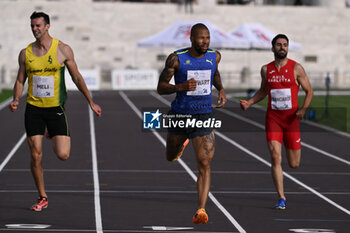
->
xmin=190 ymin=23 xmax=209 ymax=37
xmin=271 ymin=34 xmax=289 ymax=47
xmin=30 ymin=11 xmax=50 ymax=25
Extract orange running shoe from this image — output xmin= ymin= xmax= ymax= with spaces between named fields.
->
xmin=31 ymin=196 xmax=48 ymax=211
xmin=172 ymin=139 xmax=189 ymax=162
xmin=192 ymin=208 xmax=208 ymax=224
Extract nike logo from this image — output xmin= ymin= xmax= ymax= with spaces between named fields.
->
xmin=206 ymin=59 xmax=213 ymax=65
xmin=57 ymin=113 xmax=64 ymax=116
xmin=296 ymin=138 xmax=301 ymax=143
xmin=28 ymin=60 xmax=34 ymax=63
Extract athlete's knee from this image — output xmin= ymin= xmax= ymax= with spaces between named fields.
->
xmin=289 ymin=160 xmax=300 ymax=169
xmin=31 ymin=152 xmax=43 ymax=164
xmin=270 ymin=153 xmax=282 ymax=166
xmin=197 ymin=158 xmax=211 ymax=171
xmin=57 ymin=152 xmax=70 ymax=161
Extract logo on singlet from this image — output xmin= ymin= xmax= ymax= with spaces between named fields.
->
xmin=48 ymin=56 xmax=53 ymax=64
xmin=206 ymin=59 xmax=213 ymax=65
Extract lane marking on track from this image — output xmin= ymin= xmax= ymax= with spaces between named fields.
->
xmin=143 ymin=226 xmax=194 ymax=231
xmin=5 ymin=224 xmax=51 ymax=229
xmin=120 ymin=91 xmax=246 ymax=233
xmin=150 ymin=92 xmax=350 ymax=216
xmin=0 ymin=133 xmax=26 ymax=172
xmin=4 ymin=168 xmax=350 ymax=176
xmin=0 ymin=228 xmax=234 ymax=232
xmin=289 ymin=229 xmax=335 ymax=233
xmin=88 ymin=95 xmax=103 ymax=233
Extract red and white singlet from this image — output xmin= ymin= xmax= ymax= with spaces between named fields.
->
xmin=265 ymin=59 xmax=301 ymax=150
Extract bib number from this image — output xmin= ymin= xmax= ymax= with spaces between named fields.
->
xmin=186 ymin=70 xmax=211 ymax=96
xmin=270 ymin=88 xmax=292 ymax=110
xmin=33 ymin=75 xmax=54 ymax=98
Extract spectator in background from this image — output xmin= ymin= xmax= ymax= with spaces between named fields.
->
xmin=185 ymin=0 xmax=194 ymax=13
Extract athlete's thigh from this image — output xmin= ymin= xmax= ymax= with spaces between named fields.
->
xmin=191 ymin=131 xmax=215 ymax=163
xmin=286 ymin=148 xmax=301 ymax=168
xmin=166 ymin=133 xmax=188 ymax=155
xmin=27 ymin=135 xmax=44 ymax=155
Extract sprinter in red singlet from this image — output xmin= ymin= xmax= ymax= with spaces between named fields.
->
xmin=240 ymin=34 xmax=313 ymax=209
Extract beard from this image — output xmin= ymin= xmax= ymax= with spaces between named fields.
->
xmin=193 ymin=44 xmax=208 ymax=55
xmin=275 ymin=49 xmax=288 ymax=59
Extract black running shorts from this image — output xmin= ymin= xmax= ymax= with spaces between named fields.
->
xmin=25 ymin=103 xmax=70 ymax=137
xmin=167 ymin=109 xmax=214 ymax=139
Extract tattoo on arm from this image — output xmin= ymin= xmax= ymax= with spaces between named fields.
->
xmin=157 ymin=53 xmax=179 ymax=94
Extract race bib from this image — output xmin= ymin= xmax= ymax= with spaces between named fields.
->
xmin=33 ymin=75 xmax=54 ymax=98
xmin=270 ymin=88 xmax=292 ymax=110
xmin=186 ymin=70 xmax=211 ymax=96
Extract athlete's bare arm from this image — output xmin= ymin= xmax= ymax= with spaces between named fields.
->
xmin=9 ymin=49 xmax=27 ymax=112
xmin=240 ymin=65 xmax=268 ymax=110
xmin=157 ymin=53 xmax=196 ymax=95
xmin=295 ymin=63 xmax=313 ymax=120
xmin=58 ymin=41 xmax=101 ymax=117
xmin=213 ymin=51 xmax=226 ymax=108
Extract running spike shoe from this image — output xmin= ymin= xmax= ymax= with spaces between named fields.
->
xmin=31 ymin=196 xmax=48 ymax=211
xmin=192 ymin=208 xmax=208 ymax=224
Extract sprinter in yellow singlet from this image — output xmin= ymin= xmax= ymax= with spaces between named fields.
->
xmin=9 ymin=11 xmax=102 ymax=211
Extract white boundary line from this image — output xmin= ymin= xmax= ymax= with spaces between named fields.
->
xmin=119 ymin=91 xmax=246 ymax=233
xmin=1 ymin=190 xmax=350 ymax=195
xmin=5 ymin=169 xmax=350 ymax=176
xmin=88 ymin=99 xmax=103 ymax=233
xmin=150 ymin=92 xmax=350 ymax=216
xmin=0 ymin=133 xmax=26 ymax=172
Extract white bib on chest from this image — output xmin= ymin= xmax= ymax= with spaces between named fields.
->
xmin=186 ymin=70 xmax=211 ymax=96
xmin=270 ymin=88 xmax=292 ymax=110
xmin=33 ymin=75 xmax=54 ymax=98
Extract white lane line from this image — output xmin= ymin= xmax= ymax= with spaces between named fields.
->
xmin=0 ymin=228 xmax=235 ymax=233
xmin=0 ymin=133 xmax=26 ymax=172
xmin=88 ymin=101 xmax=103 ymax=233
xmin=4 ymin=168 xmax=350 ymax=176
xmin=1 ymin=190 xmax=350 ymax=195
xmin=215 ymin=131 xmax=350 ymax=216
xmin=150 ymin=92 xmax=350 ymax=216
xmin=120 ymin=91 xmax=246 ymax=233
